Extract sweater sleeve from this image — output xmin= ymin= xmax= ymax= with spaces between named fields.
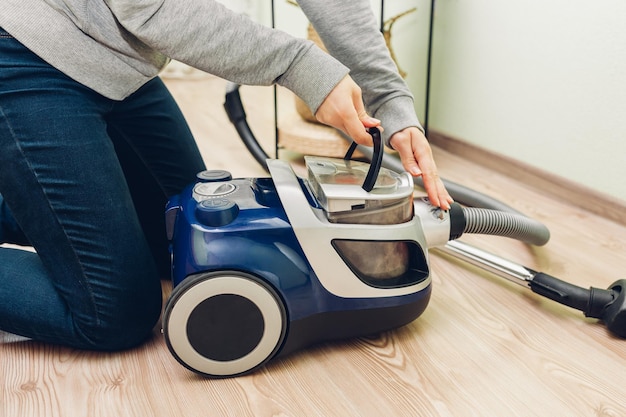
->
xmin=102 ymin=0 xmax=349 ymax=113
xmin=296 ymin=0 xmax=424 ymax=145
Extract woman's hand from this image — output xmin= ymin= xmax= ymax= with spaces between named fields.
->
xmin=315 ymin=75 xmax=380 ymax=146
xmin=390 ymin=127 xmax=453 ymax=210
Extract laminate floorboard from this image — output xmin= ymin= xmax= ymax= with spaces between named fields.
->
xmin=2 ymin=75 xmax=625 ymax=417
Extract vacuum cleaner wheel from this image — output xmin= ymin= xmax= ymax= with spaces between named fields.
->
xmin=163 ymin=271 xmax=287 ymax=377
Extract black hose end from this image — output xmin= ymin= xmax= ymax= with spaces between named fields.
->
xmin=448 ymin=202 xmax=466 ymax=241
xmin=529 ymin=274 xmax=626 ymax=338
xmin=602 ymin=279 xmax=626 ymax=338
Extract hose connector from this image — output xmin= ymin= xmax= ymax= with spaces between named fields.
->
xmin=448 ymin=202 xmax=466 ymax=241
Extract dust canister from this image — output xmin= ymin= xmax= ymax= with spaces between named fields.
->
xmin=305 ymin=156 xmax=415 ymax=283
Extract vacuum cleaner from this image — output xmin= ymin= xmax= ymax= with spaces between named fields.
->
xmin=160 ymin=84 xmax=625 ymax=378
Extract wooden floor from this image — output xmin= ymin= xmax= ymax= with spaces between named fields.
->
xmin=2 ymin=75 xmax=626 ymax=417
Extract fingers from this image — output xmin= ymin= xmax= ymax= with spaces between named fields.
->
xmin=390 ymin=128 xmax=453 ymax=210
xmin=315 ymin=76 xmax=379 ymax=145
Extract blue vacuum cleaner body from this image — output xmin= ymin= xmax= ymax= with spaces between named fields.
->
xmin=163 ymin=152 xmax=452 ymax=378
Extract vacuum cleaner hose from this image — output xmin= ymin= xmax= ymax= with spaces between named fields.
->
xmin=224 ymin=83 xmax=270 ymax=171
xmin=459 ymin=206 xmax=550 ymax=246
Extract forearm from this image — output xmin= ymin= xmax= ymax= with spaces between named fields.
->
xmin=104 ymin=0 xmax=349 ymax=112
xmin=297 ymin=0 xmax=422 ymax=144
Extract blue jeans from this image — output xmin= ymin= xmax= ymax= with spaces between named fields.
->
xmin=0 ymin=28 xmax=206 ymax=350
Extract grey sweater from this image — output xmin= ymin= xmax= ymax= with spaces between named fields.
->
xmin=1 ymin=0 xmax=422 ymax=143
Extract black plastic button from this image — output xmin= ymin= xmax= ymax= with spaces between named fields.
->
xmin=195 ymin=198 xmax=239 ymax=227
xmin=196 ymin=170 xmax=232 ymax=183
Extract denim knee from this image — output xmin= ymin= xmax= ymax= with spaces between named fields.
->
xmin=75 ymin=275 xmax=163 ymax=351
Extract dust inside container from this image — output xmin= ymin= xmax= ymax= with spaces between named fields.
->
xmin=305 ymin=156 xmax=421 ymax=287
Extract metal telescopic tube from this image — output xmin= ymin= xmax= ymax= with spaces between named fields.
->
xmin=438 ymin=240 xmax=537 ymax=288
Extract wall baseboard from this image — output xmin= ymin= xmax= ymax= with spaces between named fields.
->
xmin=428 ymin=130 xmax=626 ymax=226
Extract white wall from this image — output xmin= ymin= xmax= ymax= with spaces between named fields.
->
xmin=429 ymin=0 xmax=626 ymax=201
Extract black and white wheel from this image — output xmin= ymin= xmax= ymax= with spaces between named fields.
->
xmin=163 ymin=271 xmax=287 ymax=377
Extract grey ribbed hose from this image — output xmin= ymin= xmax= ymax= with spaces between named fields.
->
xmin=462 ymin=207 xmax=550 ymax=246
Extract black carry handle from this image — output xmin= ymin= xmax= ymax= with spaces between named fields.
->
xmin=343 ymin=127 xmax=384 ymax=192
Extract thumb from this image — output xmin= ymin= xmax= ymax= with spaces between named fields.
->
xmin=353 ymin=90 xmax=380 ymax=129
